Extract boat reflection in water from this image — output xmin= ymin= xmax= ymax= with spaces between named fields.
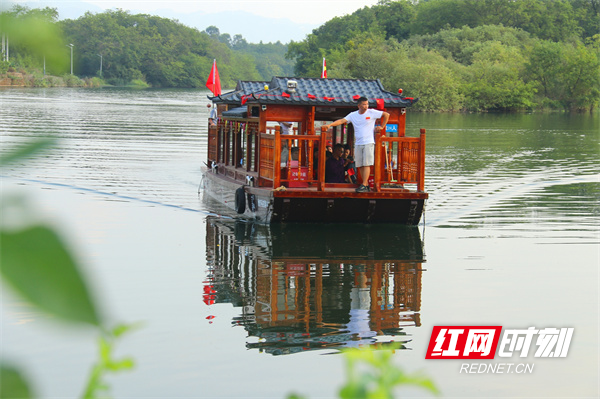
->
xmin=204 ymin=218 xmax=426 ymax=356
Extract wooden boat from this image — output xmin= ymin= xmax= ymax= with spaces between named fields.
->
xmin=202 ymin=77 xmax=427 ymax=224
xmin=204 ymin=218 xmax=426 ymax=355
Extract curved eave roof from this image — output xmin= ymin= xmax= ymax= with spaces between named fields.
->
xmin=210 ymin=77 xmax=418 ymax=108
xmin=208 ymin=80 xmax=268 ymax=105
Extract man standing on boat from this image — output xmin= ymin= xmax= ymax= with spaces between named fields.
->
xmin=323 ymin=97 xmax=389 ymax=192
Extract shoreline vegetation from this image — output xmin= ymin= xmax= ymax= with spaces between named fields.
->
xmin=0 ymin=69 xmax=594 ymax=113
xmin=1 ymin=1 xmax=598 ymax=112
xmin=0 ymin=69 xmax=149 ymax=88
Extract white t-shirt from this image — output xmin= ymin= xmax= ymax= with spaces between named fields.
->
xmin=279 ymin=122 xmax=292 ymax=135
xmin=345 ymin=109 xmax=384 ymax=145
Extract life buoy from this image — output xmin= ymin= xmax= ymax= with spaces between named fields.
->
xmin=235 ymin=186 xmax=246 ymax=214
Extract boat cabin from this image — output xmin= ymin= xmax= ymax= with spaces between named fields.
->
xmin=207 ymin=77 xmax=426 ymax=192
xmin=204 ymin=77 xmax=428 ymax=224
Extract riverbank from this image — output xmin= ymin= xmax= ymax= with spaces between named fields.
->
xmin=0 ymin=69 xmax=150 ymax=89
xmin=0 ymin=70 xmax=104 ymax=88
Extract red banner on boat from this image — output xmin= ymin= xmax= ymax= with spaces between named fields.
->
xmin=206 ymin=59 xmax=222 ymax=96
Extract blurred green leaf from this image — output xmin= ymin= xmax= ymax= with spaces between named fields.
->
xmin=0 ymin=225 xmax=101 ymax=326
xmin=111 ymin=322 xmax=143 ymax=338
xmin=107 ymin=358 xmax=135 ymax=372
xmin=0 ymin=137 xmax=57 ymax=167
xmin=0 ymin=363 xmax=33 ymax=399
xmin=338 ymin=345 xmax=439 ymax=398
xmin=0 ymin=9 xmax=68 ymax=72
xmin=82 ymin=322 xmax=138 ymax=398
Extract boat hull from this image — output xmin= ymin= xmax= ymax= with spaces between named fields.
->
xmin=271 ymin=195 xmax=425 ymax=224
xmin=202 ymin=169 xmax=426 ymax=225
xmin=202 ymin=169 xmax=273 ymax=222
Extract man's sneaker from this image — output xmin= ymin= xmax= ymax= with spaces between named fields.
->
xmin=355 ymin=185 xmax=369 ymax=193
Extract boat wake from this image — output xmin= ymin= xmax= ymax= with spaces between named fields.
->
xmin=3 ymin=176 xmax=234 ymax=219
xmin=424 ymin=165 xmax=599 ymax=230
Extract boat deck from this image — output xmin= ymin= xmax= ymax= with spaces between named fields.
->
xmin=268 ymin=185 xmax=428 ymax=199
xmin=212 ymin=167 xmax=429 ymax=199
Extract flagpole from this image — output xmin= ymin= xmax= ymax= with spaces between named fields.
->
xmin=212 ymin=59 xmax=216 ymax=88
xmin=206 ymin=59 xmax=222 ymax=97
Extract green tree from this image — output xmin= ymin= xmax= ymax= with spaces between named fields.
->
xmin=410 ymin=0 xmax=479 ymax=35
xmin=60 ymin=10 xmax=261 ymax=87
xmin=571 ymin=0 xmax=600 ymax=40
xmin=463 ymin=41 xmax=537 ymax=110
xmin=526 ymin=40 xmax=565 ymax=98
xmin=406 ymin=24 xmax=534 ymax=66
xmin=375 ymin=0 xmax=416 ymax=42
xmin=554 ymin=39 xmax=600 ymax=110
xmin=394 ymin=46 xmax=465 ymax=111
xmin=526 ymin=38 xmax=600 ymax=110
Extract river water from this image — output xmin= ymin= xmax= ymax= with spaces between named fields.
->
xmin=1 ymin=88 xmax=598 ymax=398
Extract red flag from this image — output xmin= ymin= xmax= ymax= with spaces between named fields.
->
xmin=206 ymin=59 xmax=221 ymax=96
xmin=321 ymin=58 xmax=327 ymax=79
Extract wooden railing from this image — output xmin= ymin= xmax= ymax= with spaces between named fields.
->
xmin=225 ymin=121 xmax=425 ymax=192
xmin=260 ymin=126 xmax=325 ymax=189
xmin=375 ymin=129 xmax=426 ymax=192
xmin=279 ymin=131 xmax=322 ymax=189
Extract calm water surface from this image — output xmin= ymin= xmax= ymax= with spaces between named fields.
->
xmin=1 ymin=88 xmax=598 ymax=398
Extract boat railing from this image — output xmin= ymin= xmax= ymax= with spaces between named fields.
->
xmin=259 ymin=126 xmax=325 ymax=189
xmin=216 ymin=119 xmax=425 ymax=193
xmin=209 ymin=119 xmax=259 ymax=169
xmin=375 ymin=129 xmax=426 ymax=192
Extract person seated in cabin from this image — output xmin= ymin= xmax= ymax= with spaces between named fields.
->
xmin=325 ymin=140 xmax=333 ymax=160
xmin=325 ymin=143 xmax=349 ymax=183
xmin=289 ymin=147 xmax=300 ymax=167
xmin=343 ymin=144 xmax=357 ymax=184
xmin=343 ymin=144 xmax=351 ymax=160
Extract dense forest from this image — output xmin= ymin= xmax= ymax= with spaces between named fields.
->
xmin=1 ymin=6 xmax=294 ymax=88
xmin=288 ymin=0 xmax=599 ymax=111
xmin=1 ymin=0 xmax=599 ymax=111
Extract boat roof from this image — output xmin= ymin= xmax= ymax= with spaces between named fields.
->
xmin=214 ymin=80 xmax=269 ymax=105
xmin=221 ymin=106 xmax=248 ymax=119
xmin=209 ymin=77 xmax=417 ymax=108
